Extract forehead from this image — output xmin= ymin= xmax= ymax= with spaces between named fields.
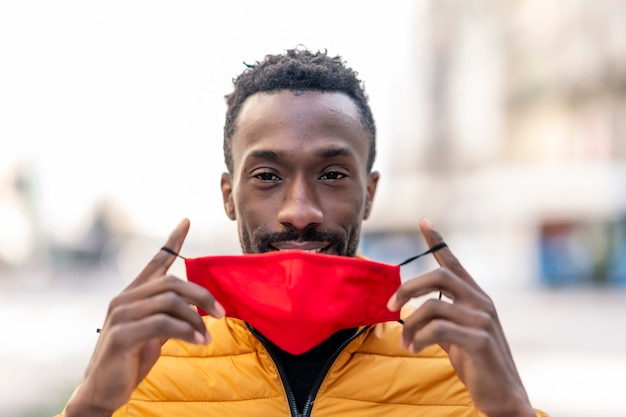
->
xmin=231 ymin=90 xmax=370 ymax=169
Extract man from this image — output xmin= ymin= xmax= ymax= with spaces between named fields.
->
xmin=58 ymin=49 xmax=547 ymax=417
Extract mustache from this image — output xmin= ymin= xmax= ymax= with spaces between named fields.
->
xmin=255 ymin=228 xmax=344 ymax=248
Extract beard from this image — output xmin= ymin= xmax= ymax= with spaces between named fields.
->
xmin=238 ymin=224 xmax=361 ymax=257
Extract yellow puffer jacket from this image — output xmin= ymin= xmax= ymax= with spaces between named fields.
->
xmin=60 ymin=314 xmax=548 ymax=417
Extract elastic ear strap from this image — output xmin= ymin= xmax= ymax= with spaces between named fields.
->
xmin=160 ymin=246 xmax=186 ymax=260
xmin=396 ymin=242 xmax=447 ymax=325
xmin=398 ymin=242 xmax=447 ymax=266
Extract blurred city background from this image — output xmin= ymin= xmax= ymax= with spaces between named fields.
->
xmin=1 ymin=1 xmax=625 ymax=416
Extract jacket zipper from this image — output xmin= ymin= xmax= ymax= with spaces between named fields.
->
xmin=246 ymin=323 xmax=301 ymax=417
xmin=246 ymin=323 xmax=369 ymax=417
xmin=300 ymin=326 xmax=369 ymax=417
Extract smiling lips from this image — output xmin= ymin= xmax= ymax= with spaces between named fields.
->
xmin=271 ymin=241 xmax=331 ymax=254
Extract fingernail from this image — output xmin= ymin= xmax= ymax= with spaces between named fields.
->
xmin=386 ymin=294 xmax=398 ymax=311
xmin=214 ymin=301 xmax=226 ymax=318
xmin=171 ymin=218 xmax=189 ymax=236
xmin=422 ymin=217 xmax=433 ymax=227
xmin=193 ymin=331 xmax=205 ymax=345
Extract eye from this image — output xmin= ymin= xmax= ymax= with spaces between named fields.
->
xmin=319 ymin=171 xmax=347 ymax=180
xmin=254 ymin=172 xmax=280 ymax=182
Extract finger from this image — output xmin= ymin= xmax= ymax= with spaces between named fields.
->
xmin=129 ymin=218 xmax=191 ymax=289
xmin=107 ymin=314 xmax=210 ymax=349
xmin=108 ymin=291 xmax=210 ymax=341
xmin=406 ymin=318 xmax=492 ymax=354
xmin=388 ymin=267 xmax=478 ymax=311
xmin=419 ymin=218 xmax=479 ymax=288
xmin=401 ymin=298 xmax=492 ymax=348
xmin=111 ymin=275 xmax=225 ymax=319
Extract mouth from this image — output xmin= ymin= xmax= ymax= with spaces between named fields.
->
xmin=270 ymin=241 xmax=331 ymax=254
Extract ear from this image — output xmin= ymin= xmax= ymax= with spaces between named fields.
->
xmin=221 ymin=172 xmax=236 ymax=220
xmin=363 ymin=170 xmax=380 ymax=220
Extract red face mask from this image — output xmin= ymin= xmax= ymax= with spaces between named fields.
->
xmin=184 ymin=251 xmax=400 ymax=355
xmin=163 ymin=243 xmax=446 ymax=355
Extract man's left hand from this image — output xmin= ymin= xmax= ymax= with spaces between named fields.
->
xmin=387 ymin=218 xmax=536 ymax=417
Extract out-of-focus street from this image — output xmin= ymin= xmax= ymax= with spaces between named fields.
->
xmin=1 ymin=265 xmax=625 ymax=417
xmin=0 ymin=266 xmax=119 ymax=417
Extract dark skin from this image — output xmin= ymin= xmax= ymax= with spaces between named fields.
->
xmin=220 ymin=91 xmax=379 ymax=257
xmin=64 ymin=219 xmax=225 ymax=416
xmin=388 ymin=218 xmax=535 ymax=417
xmin=64 ymin=90 xmax=535 ymax=417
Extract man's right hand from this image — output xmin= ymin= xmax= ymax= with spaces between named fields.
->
xmin=64 ymin=218 xmax=225 ymax=417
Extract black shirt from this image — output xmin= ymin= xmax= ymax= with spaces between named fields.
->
xmin=264 ymin=328 xmax=358 ymax=413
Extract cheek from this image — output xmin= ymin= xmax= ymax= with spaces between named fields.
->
xmin=322 ymin=188 xmax=367 ymax=224
xmin=234 ymin=191 xmax=278 ymax=230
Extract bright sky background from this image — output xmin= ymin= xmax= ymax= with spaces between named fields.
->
xmin=0 ymin=1 xmax=418 ymax=249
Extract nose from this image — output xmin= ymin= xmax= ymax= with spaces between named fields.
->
xmin=277 ymin=177 xmax=324 ymax=231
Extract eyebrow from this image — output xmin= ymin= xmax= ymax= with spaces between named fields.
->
xmin=315 ymin=147 xmax=355 ymax=159
xmin=249 ymin=149 xmax=282 ymax=160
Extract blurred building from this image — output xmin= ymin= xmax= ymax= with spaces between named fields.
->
xmin=363 ymin=0 xmax=626 ymax=290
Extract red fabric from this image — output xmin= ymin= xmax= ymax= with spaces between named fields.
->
xmin=185 ymin=251 xmax=401 ymax=355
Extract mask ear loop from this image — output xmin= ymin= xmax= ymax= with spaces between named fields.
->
xmin=160 ymin=246 xmax=186 ymax=260
xmin=397 ymin=242 xmax=447 ymax=267
xmin=396 ymin=242 xmax=448 ymax=325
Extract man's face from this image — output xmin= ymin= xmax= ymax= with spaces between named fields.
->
xmin=221 ymin=90 xmax=379 ymax=257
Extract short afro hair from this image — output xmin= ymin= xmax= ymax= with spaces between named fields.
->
xmin=223 ymin=48 xmax=376 ymax=173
